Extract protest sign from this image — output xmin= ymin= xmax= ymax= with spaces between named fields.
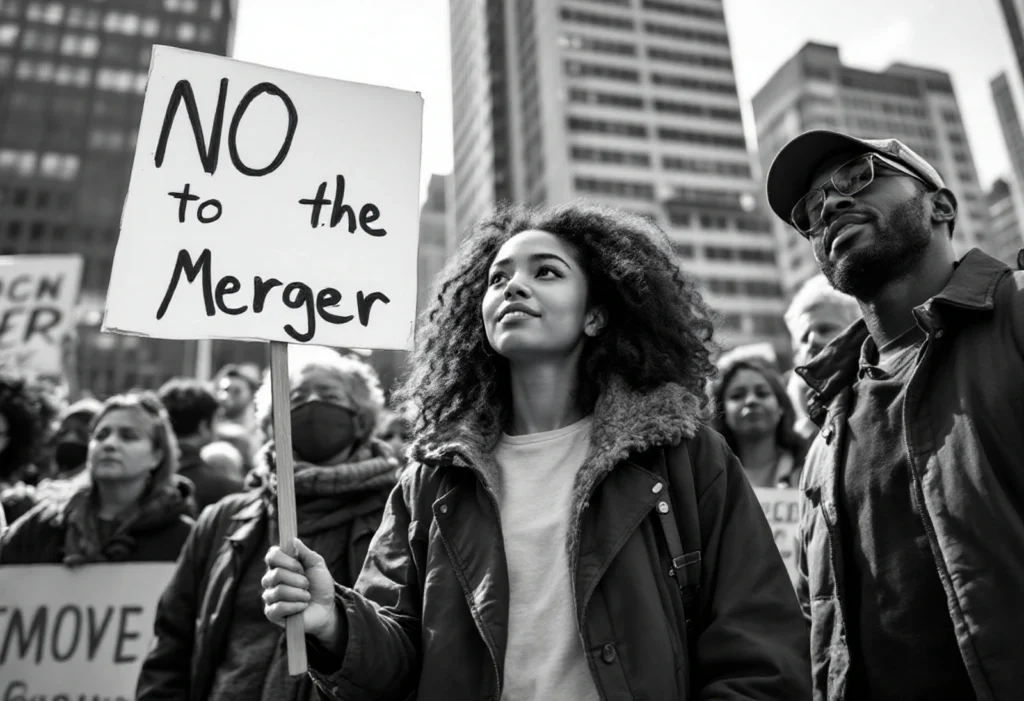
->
xmin=102 ymin=45 xmax=424 ymax=351
xmin=754 ymin=487 xmax=801 ymax=588
xmin=0 ymin=255 xmax=83 ymax=375
xmin=0 ymin=563 xmax=175 ymax=700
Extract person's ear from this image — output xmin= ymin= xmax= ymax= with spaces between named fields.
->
xmin=931 ymin=188 xmax=957 ymax=234
xmin=584 ymin=306 xmax=607 ymax=337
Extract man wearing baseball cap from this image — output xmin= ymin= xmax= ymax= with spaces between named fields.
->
xmin=767 ymin=129 xmax=1024 ymax=701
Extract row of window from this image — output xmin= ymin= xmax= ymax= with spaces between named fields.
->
xmin=5 ymin=59 xmax=149 ymax=93
xmin=667 ymin=211 xmax=772 ymax=233
xmin=562 ymin=34 xmax=732 ymax=71
xmin=567 ymin=88 xmax=741 ymax=123
xmin=563 ymin=61 xmax=738 ymax=95
xmin=662 ymin=156 xmax=751 ymax=177
xmin=704 ymin=246 xmax=776 ymax=263
xmin=0 ymin=18 xmax=213 ymax=49
xmin=657 ymin=127 xmax=746 ymax=149
xmin=640 ymin=0 xmax=725 ymax=21
xmin=570 ymin=146 xmax=651 ymax=167
xmin=559 ymin=7 xmax=731 ymax=48
xmin=0 ymin=182 xmax=76 ymax=211
xmin=567 ymin=117 xmax=747 ymax=150
xmin=0 ymin=149 xmax=79 ymax=179
xmin=575 ymin=176 xmax=656 ymax=200
xmin=705 ymin=278 xmax=783 ymax=297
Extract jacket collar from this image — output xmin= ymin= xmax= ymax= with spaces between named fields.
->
xmin=797 ymin=248 xmax=1010 ymax=419
xmin=409 ymin=374 xmax=706 ymax=572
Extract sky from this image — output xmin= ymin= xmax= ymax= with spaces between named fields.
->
xmin=232 ymin=0 xmax=1022 ymax=200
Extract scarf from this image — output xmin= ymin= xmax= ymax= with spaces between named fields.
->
xmin=247 ymin=438 xmax=400 ymax=539
xmin=59 ymin=475 xmax=195 ymax=566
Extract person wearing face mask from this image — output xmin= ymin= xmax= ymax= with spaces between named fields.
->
xmin=711 ymin=357 xmax=806 ymax=489
xmin=136 ymin=346 xmax=399 ymax=701
xmin=50 ymin=398 xmax=104 ymax=479
xmin=0 ymin=392 xmax=195 ymax=564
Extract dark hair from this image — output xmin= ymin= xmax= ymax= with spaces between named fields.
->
xmin=395 ymin=201 xmax=718 ymax=438
xmin=0 ymin=368 xmax=59 ymax=481
xmin=710 ymin=358 xmax=803 ymax=456
xmin=158 ymin=378 xmax=220 ymax=438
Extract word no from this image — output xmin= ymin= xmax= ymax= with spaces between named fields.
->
xmin=0 ymin=604 xmax=144 ymax=665
xmin=156 ymin=248 xmax=390 ymax=343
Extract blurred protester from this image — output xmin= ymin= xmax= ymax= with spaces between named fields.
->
xmin=200 ymin=440 xmax=245 ymax=482
xmin=137 ymin=347 xmax=399 ymax=701
xmin=375 ymin=408 xmax=412 ymax=465
xmin=50 ymin=398 xmax=104 ymax=480
xmin=711 ymin=357 xmax=805 ymax=488
xmin=783 ymin=274 xmax=861 ymax=443
xmin=0 ymin=368 xmax=60 ymax=523
xmin=158 ymin=378 xmax=243 ymax=513
xmin=0 ymin=392 xmax=195 ymax=564
xmin=261 ymin=203 xmax=809 ymax=700
xmin=212 ymin=363 xmax=264 ymax=473
xmin=767 ymin=129 xmax=1024 ymax=700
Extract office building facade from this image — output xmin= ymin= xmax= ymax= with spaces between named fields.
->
xmin=987 ymin=177 xmax=1024 ymax=267
xmin=449 ymin=0 xmax=788 ymax=353
xmin=753 ymin=42 xmax=990 ymax=295
xmin=0 ymin=0 xmax=253 ymax=396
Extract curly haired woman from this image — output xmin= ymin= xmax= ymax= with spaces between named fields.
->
xmin=262 ymin=202 xmax=811 ymax=700
xmin=0 ymin=368 xmax=59 ymax=524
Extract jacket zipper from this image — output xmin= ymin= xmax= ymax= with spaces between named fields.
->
xmin=435 ymin=481 xmax=504 ymax=701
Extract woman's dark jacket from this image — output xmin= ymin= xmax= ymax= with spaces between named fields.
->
xmin=135 ymin=458 xmax=393 ymax=700
xmin=0 ymin=477 xmax=195 ymax=564
xmin=306 ymin=378 xmax=811 ymax=700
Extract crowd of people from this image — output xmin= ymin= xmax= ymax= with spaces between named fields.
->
xmin=1 ymin=127 xmax=1022 ymax=700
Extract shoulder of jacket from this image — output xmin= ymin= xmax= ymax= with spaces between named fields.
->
xmin=666 ymin=424 xmax=732 ymax=496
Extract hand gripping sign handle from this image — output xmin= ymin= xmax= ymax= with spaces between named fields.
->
xmin=269 ymin=341 xmax=309 ymax=675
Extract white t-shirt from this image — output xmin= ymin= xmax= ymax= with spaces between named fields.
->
xmin=493 ymin=416 xmax=600 ymax=701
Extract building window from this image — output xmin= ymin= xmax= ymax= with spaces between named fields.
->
xmin=647 ymin=47 xmax=732 ymax=70
xmin=570 ymin=146 xmax=650 ymax=167
xmin=641 ymin=0 xmax=724 ymax=21
xmin=575 ymin=177 xmax=656 ymax=200
xmin=674 ymin=243 xmax=695 ymax=257
xmin=567 ymin=116 xmax=648 ymax=138
xmin=0 ymin=23 xmax=18 ymax=47
xmin=650 ymin=72 xmax=737 ymax=94
xmin=662 ymin=156 xmax=751 ymax=177
xmin=643 ymin=21 xmax=728 ymax=45
xmin=564 ymin=60 xmax=639 ymax=82
xmin=177 ymin=21 xmax=196 ymax=42
xmin=559 ymin=7 xmax=635 ymax=30
xmin=141 ymin=17 xmax=159 ymax=37
xmin=657 ymin=128 xmax=746 ymax=149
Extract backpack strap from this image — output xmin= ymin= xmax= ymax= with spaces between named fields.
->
xmin=652 ymin=443 xmax=702 ymax=650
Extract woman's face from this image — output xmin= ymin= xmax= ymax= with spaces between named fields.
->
xmin=482 ymin=230 xmax=601 ymax=362
xmin=723 ymin=368 xmax=783 ymax=440
xmin=88 ymin=408 xmax=164 ymax=483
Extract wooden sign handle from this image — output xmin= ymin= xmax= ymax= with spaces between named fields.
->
xmin=269 ymin=341 xmax=308 ymax=675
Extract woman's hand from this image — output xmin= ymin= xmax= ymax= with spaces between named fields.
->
xmin=262 ymin=538 xmax=341 ymax=645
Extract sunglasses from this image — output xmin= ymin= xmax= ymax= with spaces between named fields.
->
xmin=791 ymin=152 xmax=934 ymax=237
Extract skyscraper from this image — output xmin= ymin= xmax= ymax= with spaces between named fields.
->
xmin=0 ymin=0 xmax=248 ymax=396
xmin=753 ymin=42 xmax=990 ymax=295
xmin=448 ymin=0 xmax=787 ymax=354
xmin=998 ymin=0 xmax=1024 ymax=91
xmin=986 ymin=177 xmax=1024 ymax=266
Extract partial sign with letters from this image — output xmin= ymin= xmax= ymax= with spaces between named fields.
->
xmin=0 ymin=563 xmax=175 ymax=700
xmin=0 ymin=255 xmax=83 ymax=375
xmin=102 ymin=46 xmax=424 ymax=350
xmin=755 ymin=487 xmax=801 ymax=588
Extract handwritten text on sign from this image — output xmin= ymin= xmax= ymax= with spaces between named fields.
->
xmin=754 ymin=487 xmax=801 ymax=588
xmin=102 ymin=46 xmax=423 ymax=350
xmin=0 ymin=256 xmax=83 ymax=375
xmin=0 ymin=563 xmax=175 ymax=701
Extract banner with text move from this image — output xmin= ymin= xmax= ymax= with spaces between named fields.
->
xmin=0 ymin=255 xmax=83 ymax=375
xmin=0 ymin=563 xmax=176 ymax=700
xmin=102 ymin=46 xmax=424 ymax=350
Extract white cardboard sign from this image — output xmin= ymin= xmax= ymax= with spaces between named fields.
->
xmin=0 ymin=255 xmax=83 ymax=375
xmin=0 ymin=563 xmax=176 ymax=700
xmin=102 ymin=46 xmax=423 ymax=350
xmin=754 ymin=487 xmax=801 ymax=588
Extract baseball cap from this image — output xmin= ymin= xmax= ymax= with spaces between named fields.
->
xmin=765 ymin=130 xmax=946 ymax=227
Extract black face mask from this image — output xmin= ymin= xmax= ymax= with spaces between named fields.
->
xmin=290 ymin=400 xmax=359 ymax=464
xmin=54 ymin=441 xmax=88 ymax=472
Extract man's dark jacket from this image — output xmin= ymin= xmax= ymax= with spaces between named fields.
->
xmin=796 ymin=249 xmax=1024 ymax=701
xmin=306 ymin=377 xmax=811 ymax=700
xmin=177 ymin=442 xmax=243 ymax=514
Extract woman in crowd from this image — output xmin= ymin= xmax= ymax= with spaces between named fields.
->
xmin=0 ymin=369 xmax=59 ymax=523
xmin=136 ymin=348 xmax=400 ymax=701
xmin=711 ymin=356 xmax=806 ymax=489
xmin=375 ymin=408 xmax=412 ymax=465
xmin=0 ymin=392 xmax=195 ymax=564
xmin=262 ymin=203 xmax=810 ymax=700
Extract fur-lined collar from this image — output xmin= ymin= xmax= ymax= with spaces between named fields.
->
xmin=410 ymin=375 xmax=705 ymax=565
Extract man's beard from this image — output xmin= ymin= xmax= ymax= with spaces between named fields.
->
xmin=819 ymin=197 xmax=931 ymax=298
